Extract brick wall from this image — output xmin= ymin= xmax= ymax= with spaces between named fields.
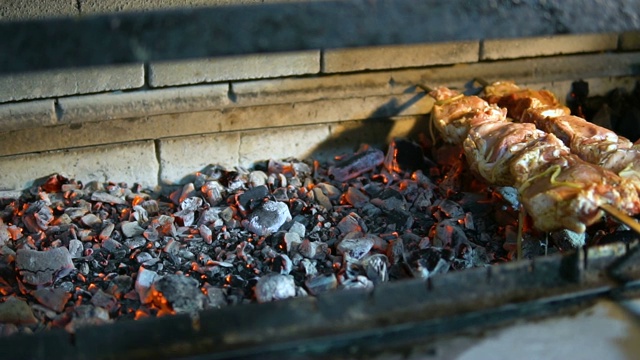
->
xmin=1 ymin=4 xmax=639 ymax=191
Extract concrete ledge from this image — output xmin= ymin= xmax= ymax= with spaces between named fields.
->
xmin=80 ymin=0 xmax=269 ymax=15
xmin=620 ymin=31 xmax=640 ymax=50
xmin=481 ymin=33 xmax=618 ymax=60
xmin=0 ymin=0 xmax=77 ymax=21
xmin=0 ymin=63 xmax=144 ymax=103
xmin=0 ymin=100 xmax=55 ymax=132
xmin=0 ymin=52 xmax=638 ymax=136
xmin=149 ymin=51 xmax=320 ymax=87
xmin=221 ymin=93 xmax=433 ymax=132
xmin=159 ymin=132 xmax=241 ymax=184
xmin=0 ymin=141 xmax=158 ymax=191
xmin=57 ymin=84 xmax=229 ymax=124
xmin=322 ymin=41 xmax=479 ymax=73
xmin=238 ymin=124 xmax=331 ymax=167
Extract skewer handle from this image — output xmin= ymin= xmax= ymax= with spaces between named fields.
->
xmin=600 ymin=204 xmax=640 ymax=235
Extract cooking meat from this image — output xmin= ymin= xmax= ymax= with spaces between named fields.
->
xmin=430 ymin=87 xmax=640 ymax=233
xmin=484 ymin=81 xmax=640 ymax=191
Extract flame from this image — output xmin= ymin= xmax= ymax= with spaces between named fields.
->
xmin=134 ymin=309 xmax=149 ymax=320
xmin=132 ymin=196 xmax=144 ymax=207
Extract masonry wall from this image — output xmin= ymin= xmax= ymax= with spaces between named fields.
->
xmin=1 ymin=3 xmax=639 ymax=191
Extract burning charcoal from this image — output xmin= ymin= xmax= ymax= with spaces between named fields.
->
xmin=298 ymin=239 xmax=329 ymax=260
xmin=135 ymin=266 xmax=158 ymax=303
xmin=99 ymin=222 xmax=115 ymax=241
xmin=249 ymin=170 xmax=268 ymax=187
xmin=91 ymin=191 xmax=126 ymax=205
xmin=551 ymin=229 xmax=586 ymax=249
xmin=337 ymin=235 xmax=374 ymax=260
xmin=107 ymin=275 xmax=133 ymax=299
xmin=384 ymin=208 xmax=414 ymax=232
xmin=203 ymin=284 xmax=227 ymax=309
xmin=238 ymin=185 xmax=269 ymax=211
xmin=132 ymin=205 xmax=149 ymax=223
xmin=300 ymin=258 xmax=318 ymax=277
xmin=121 ymin=221 xmax=145 ymax=238
xmin=340 ymin=275 xmax=374 ymax=291
xmin=199 ymin=224 xmax=213 ymax=244
xmin=23 ymin=202 xmax=54 ymax=232
xmin=434 ymin=219 xmax=468 ymax=248
xmin=124 ymin=236 xmax=147 ymax=250
xmin=344 ymin=187 xmax=370 ymax=208
xmin=413 ymin=248 xmax=451 ymax=279
xmin=305 ymin=273 xmax=338 ymax=295
xmin=436 ymin=199 xmax=465 ymax=218
xmin=283 ymin=232 xmax=302 ymax=254
xmin=271 ymin=254 xmax=293 ymax=275
xmin=363 ymin=254 xmax=389 ymax=284
xmin=80 ymin=213 xmax=101 ymax=227
xmin=141 ymin=199 xmax=160 ymax=215
xmin=90 ymin=289 xmax=118 ymax=313
xmin=136 ymin=252 xmax=154 ymax=264
xmin=495 ymin=186 xmax=520 ymax=209
xmin=68 ymin=239 xmax=84 ymax=258
xmin=102 ymin=238 xmax=123 ymax=253
xmin=33 ymin=287 xmax=72 ymax=312
xmin=246 ymin=200 xmax=292 ymax=236
xmin=337 ymin=213 xmax=363 ymax=234
xmin=202 ymin=180 xmax=225 ymax=206
xmin=16 ymin=247 xmax=75 ymax=285
xmin=289 ymin=222 xmax=306 ymax=238
xmin=328 ymin=148 xmax=384 ymax=182
xmin=0 ymin=297 xmax=38 ymax=325
xmin=312 ymin=187 xmax=333 ymax=211
xmin=361 ymin=203 xmax=382 ymax=218
xmin=65 ymin=305 xmax=111 ymax=333
xmin=255 ymin=273 xmax=296 ymax=303
xmin=150 ymin=274 xmax=205 ymax=314
xmin=175 ymin=197 xmax=203 ymax=227
xmin=272 ymin=187 xmax=289 ymax=202
xmin=315 ymin=183 xmax=341 ymax=201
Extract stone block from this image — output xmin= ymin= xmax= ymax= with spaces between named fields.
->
xmin=0 ymin=0 xmax=78 ymax=21
xmin=57 ymin=84 xmax=229 ymax=125
xmin=620 ymin=31 xmax=640 ymax=50
xmin=79 ymin=0 xmax=265 ymax=15
xmin=0 ymin=100 xmax=56 ymax=132
xmin=158 ymin=132 xmax=241 ymax=184
xmin=221 ymin=93 xmax=434 ymax=133
xmin=318 ymin=116 xmax=426 ymax=159
xmin=0 ymin=141 xmax=158 ymax=190
xmin=0 ymin=64 xmax=144 ymax=103
xmin=231 ymin=71 xmax=402 ymax=107
xmin=322 ymin=41 xmax=479 ymax=73
xmin=238 ymin=124 xmax=331 ymax=167
xmin=149 ymin=51 xmax=320 ymax=87
xmin=481 ymin=33 xmax=618 ymax=60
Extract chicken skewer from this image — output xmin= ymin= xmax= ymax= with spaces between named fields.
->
xmin=428 ymin=87 xmax=640 ymax=249
xmin=482 ymin=81 xmax=640 ymax=193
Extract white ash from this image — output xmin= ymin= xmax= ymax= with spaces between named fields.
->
xmin=15 ymin=247 xmax=75 ymax=286
xmin=246 ymin=200 xmax=292 ymax=236
xmin=255 ymin=273 xmax=296 ymax=303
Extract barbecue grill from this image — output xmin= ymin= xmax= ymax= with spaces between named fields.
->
xmin=1 ymin=1 xmax=640 ymax=359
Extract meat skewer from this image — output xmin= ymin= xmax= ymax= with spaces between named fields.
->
xmin=428 ymin=87 xmax=640 ymax=237
xmin=482 ymin=81 xmax=640 ymax=193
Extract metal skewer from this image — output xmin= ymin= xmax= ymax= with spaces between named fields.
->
xmin=600 ymin=204 xmax=640 ymax=236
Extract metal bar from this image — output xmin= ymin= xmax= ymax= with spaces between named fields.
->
xmin=1 ymin=0 xmax=640 ymax=73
